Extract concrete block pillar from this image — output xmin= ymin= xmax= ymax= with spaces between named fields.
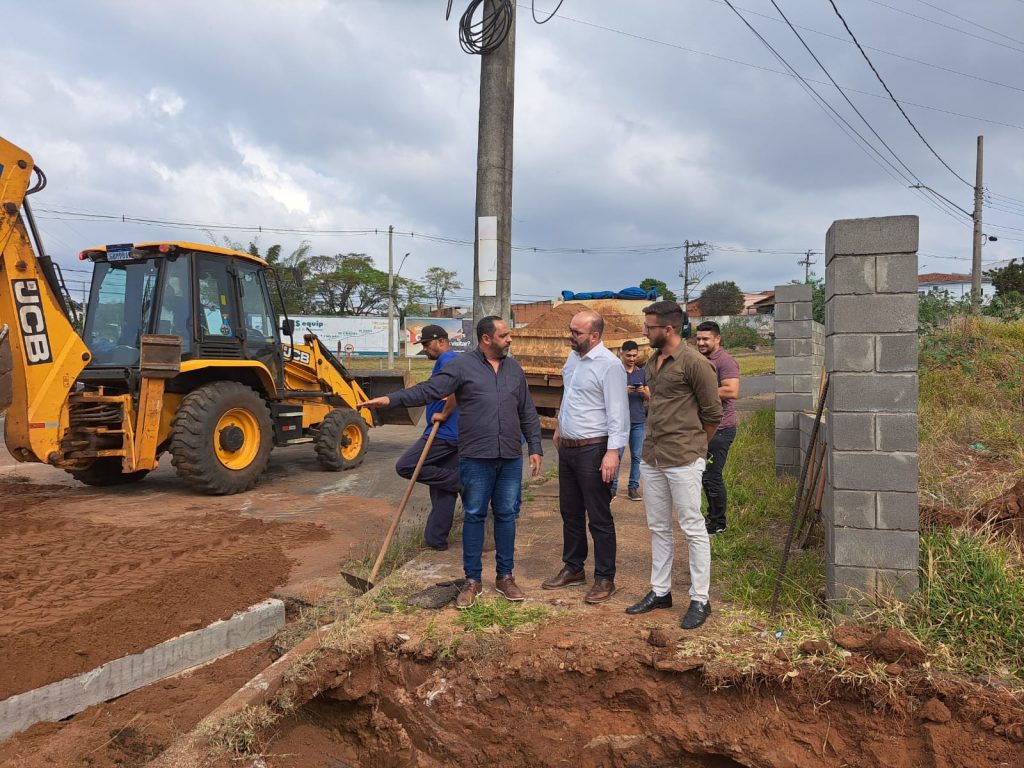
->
xmin=774 ymin=283 xmax=820 ymax=475
xmin=824 ymin=216 xmax=920 ymax=605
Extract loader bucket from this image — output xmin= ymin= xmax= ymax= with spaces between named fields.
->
xmin=355 ymin=370 xmax=425 ymax=426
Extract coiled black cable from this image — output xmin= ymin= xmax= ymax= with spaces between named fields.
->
xmin=446 ymin=0 xmax=515 ymax=55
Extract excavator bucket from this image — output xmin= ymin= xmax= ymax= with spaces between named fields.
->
xmin=354 ymin=370 xmax=424 ymax=426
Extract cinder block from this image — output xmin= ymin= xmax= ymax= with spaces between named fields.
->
xmin=793 ymin=302 xmax=814 ymax=321
xmin=774 ymin=411 xmax=796 ymax=429
xmin=831 ymin=451 xmax=917 ymax=491
xmin=829 ymin=295 xmax=918 ymax=333
xmin=775 ymin=428 xmax=802 ymax=448
xmin=774 ymin=375 xmax=794 ymax=394
xmin=877 ymin=492 xmax=919 ymax=531
xmin=828 ymin=565 xmax=878 ymax=605
xmin=877 ymin=569 xmax=920 ymax=599
xmin=828 ymin=488 xmax=876 ymax=528
xmin=876 ymin=413 xmax=918 ymax=452
xmin=831 ymin=372 xmax=917 ymax=413
xmin=775 ymin=446 xmax=799 ymax=467
xmin=792 ymin=374 xmax=816 ymax=394
xmin=826 ymin=335 xmax=874 ymax=373
xmin=876 ymin=253 xmax=918 ymax=294
xmin=826 ymin=216 xmax=919 ymax=260
xmin=774 ymin=303 xmax=795 ymax=322
xmin=833 ymin=528 xmax=919 ymax=569
xmin=775 ymin=356 xmax=813 ymax=375
xmin=831 ymin=256 xmax=875 ymax=296
xmin=830 ymin=412 xmax=874 ymax=451
xmin=776 ymin=320 xmax=813 ymax=340
xmin=876 ymin=333 xmax=918 ymax=372
xmin=776 ymin=393 xmax=814 ymax=412
xmin=775 ymin=283 xmax=813 ymax=303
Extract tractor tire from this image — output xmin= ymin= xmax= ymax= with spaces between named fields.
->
xmin=68 ymin=458 xmax=150 ymax=487
xmin=170 ymin=381 xmax=273 ymax=495
xmin=315 ymin=408 xmax=369 ymax=471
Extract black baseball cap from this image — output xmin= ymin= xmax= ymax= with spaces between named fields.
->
xmin=419 ymin=324 xmax=449 ymax=343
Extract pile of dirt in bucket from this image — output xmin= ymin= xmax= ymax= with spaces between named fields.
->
xmin=182 ymin=612 xmax=1024 ymax=768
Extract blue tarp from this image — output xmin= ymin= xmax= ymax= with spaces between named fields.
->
xmin=560 ymin=287 xmax=658 ymax=301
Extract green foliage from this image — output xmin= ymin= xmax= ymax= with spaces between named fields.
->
xmin=917 ymin=289 xmax=971 ymax=330
xmin=639 ymin=277 xmax=676 ymax=302
xmin=800 ymin=275 xmax=825 ymax=324
xmin=719 ymin=320 xmax=765 ymax=350
xmin=901 ymin=528 xmax=1024 ymax=679
xmin=424 ymin=266 xmax=463 ymax=309
xmin=982 ymin=291 xmax=1024 ymax=322
xmin=698 ymin=280 xmax=744 ymax=315
xmin=455 ymin=599 xmax=550 ymax=632
xmin=985 ymin=258 xmax=1024 ymax=296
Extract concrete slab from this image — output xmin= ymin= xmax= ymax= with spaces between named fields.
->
xmin=0 ymin=598 xmax=284 ymax=741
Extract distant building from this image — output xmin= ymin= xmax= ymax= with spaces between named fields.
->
xmin=918 ymin=273 xmax=994 ymax=303
xmin=687 ymin=291 xmax=775 ymax=318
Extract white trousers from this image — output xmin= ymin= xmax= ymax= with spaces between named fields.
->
xmin=639 ymin=458 xmax=710 ymax=603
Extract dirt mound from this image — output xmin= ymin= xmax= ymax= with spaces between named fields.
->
xmin=922 ymin=479 xmax=1024 ymax=542
xmin=0 ymin=479 xmax=327 ymax=699
xmin=194 ymin=615 xmax=1024 ymax=767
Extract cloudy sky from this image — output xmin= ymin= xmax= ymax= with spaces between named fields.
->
xmin=4 ymin=0 xmax=1023 ymax=309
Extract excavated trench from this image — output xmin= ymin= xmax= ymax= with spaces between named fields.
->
xmin=245 ymin=620 xmax=1024 ymax=768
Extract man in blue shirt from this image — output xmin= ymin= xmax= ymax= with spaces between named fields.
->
xmin=609 ymin=340 xmax=649 ymax=502
xmin=360 ymin=316 xmax=543 ymax=609
xmin=394 ymin=325 xmax=461 ymax=551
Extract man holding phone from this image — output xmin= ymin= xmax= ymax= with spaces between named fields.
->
xmin=610 ymin=340 xmax=648 ymax=501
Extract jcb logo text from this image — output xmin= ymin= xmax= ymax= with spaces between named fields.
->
xmin=12 ymin=280 xmax=53 ymax=364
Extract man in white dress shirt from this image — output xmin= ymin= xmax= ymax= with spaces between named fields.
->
xmin=542 ymin=309 xmax=630 ymax=603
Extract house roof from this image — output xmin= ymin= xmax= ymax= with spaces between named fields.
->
xmin=918 ymin=272 xmax=989 ymax=284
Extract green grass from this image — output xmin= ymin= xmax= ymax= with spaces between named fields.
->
xmin=736 ymin=355 xmax=774 ymax=377
xmin=345 ymin=356 xmax=435 ymax=382
xmin=893 ymin=527 xmax=1024 ymax=679
xmin=711 ymin=409 xmax=822 ymax=613
xmin=455 ymin=598 xmax=551 ymax=632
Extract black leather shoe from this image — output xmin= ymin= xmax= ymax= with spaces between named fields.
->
xmin=625 ymin=590 xmax=672 ymax=615
xmin=681 ymin=600 xmax=712 ymax=629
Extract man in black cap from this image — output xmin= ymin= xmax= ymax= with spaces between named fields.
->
xmin=394 ymin=324 xmax=461 ymax=550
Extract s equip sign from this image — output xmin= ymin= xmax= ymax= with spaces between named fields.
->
xmin=12 ymin=279 xmax=53 ymax=364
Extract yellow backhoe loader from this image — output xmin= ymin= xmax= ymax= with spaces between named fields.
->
xmin=0 ymin=136 xmax=419 ymax=494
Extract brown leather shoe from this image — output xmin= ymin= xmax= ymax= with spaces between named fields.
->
xmin=585 ymin=578 xmax=616 ymax=604
xmin=495 ymin=574 xmax=525 ymax=602
xmin=455 ymin=579 xmax=483 ymax=610
xmin=541 ymin=566 xmax=586 ymax=590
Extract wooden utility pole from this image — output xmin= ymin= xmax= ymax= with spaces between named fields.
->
xmin=473 ymin=0 xmax=516 ymax=325
xmin=682 ymin=241 xmax=708 ymax=306
xmin=799 ymin=250 xmax=816 ymax=282
xmin=971 ymin=135 xmax=984 ymax=314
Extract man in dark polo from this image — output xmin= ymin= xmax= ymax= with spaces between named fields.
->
xmin=359 ymin=316 xmax=543 ymax=610
xmin=625 ymin=301 xmax=722 ymax=630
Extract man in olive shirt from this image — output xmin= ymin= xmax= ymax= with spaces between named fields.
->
xmin=625 ymin=301 xmax=722 ymax=630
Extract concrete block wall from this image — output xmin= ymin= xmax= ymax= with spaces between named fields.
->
xmin=823 ymin=216 xmax=920 ymax=606
xmin=774 ymin=284 xmax=824 ymax=475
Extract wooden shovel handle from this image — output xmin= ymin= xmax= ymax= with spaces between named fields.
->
xmin=367 ymin=419 xmax=443 ymax=584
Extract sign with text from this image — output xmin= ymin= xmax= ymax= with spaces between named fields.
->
xmin=281 ymin=315 xmax=400 ymax=357
xmin=404 ymin=317 xmax=474 ymax=357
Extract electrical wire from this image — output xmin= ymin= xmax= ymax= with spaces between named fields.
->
xmin=907 ymin=0 xmax=1024 ymax=48
xmin=448 ymin=0 xmax=515 ymax=55
xmin=827 ymin=0 xmax=973 ymax=189
xmin=863 ymin=0 xmax=1024 ymax=56
xmin=531 ymin=0 xmax=564 ymax=24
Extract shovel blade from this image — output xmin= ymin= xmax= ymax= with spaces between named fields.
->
xmin=341 ymin=571 xmax=374 ymax=594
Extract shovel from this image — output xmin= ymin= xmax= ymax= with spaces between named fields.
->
xmin=341 ymin=419 xmax=443 ymax=593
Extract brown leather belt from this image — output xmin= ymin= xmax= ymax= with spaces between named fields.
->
xmin=559 ymin=436 xmax=608 ymax=448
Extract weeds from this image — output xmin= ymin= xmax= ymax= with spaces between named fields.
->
xmin=202 ymin=704 xmax=279 ymax=758
xmin=455 ymin=598 xmax=550 ymax=633
xmin=735 ymin=354 xmax=775 ymax=377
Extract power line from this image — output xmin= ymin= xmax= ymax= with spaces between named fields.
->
xmin=698 ymin=0 xmax=1024 ymax=96
xmin=827 ymin=0 xmax=974 ymax=189
xmin=863 ymin=0 xmax=1024 ymax=56
xmin=907 ymin=0 xmax=1024 ymax=48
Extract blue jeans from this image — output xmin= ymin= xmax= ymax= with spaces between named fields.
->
xmin=611 ymin=421 xmax=645 ymax=493
xmin=459 ymin=456 xmax=523 ymax=581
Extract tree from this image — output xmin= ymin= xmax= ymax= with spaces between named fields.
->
xmin=639 ymin=278 xmax=677 ymax=302
xmin=985 ymin=259 xmax=1024 ymax=296
xmin=792 ymin=275 xmax=825 ymax=325
xmin=698 ymin=281 xmax=744 ymax=316
xmin=423 ymin=267 xmax=463 ymax=309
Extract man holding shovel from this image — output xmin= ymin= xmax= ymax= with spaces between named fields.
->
xmin=394 ymin=324 xmax=461 ymax=552
xmin=360 ymin=316 xmax=543 ymax=609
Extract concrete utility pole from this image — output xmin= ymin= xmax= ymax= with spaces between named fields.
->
xmin=681 ymin=240 xmax=708 ymax=306
xmin=473 ymin=0 xmax=516 ymax=325
xmin=971 ymin=134 xmax=984 ymax=315
xmin=387 ymin=224 xmax=395 ymax=367
xmin=798 ymin=250 xmax=816 ymax=282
